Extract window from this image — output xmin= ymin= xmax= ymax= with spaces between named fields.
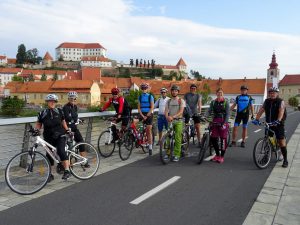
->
xmin=61 ymin=95 xmax=63 ymax=99
xmin=40 ymin=94 xmax=43 ymax=99
xmin=34 ymin=94 xmax=36 ymax=99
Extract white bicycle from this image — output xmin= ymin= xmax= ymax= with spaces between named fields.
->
xmin=5 ymin=125 xmax=100 ymax=195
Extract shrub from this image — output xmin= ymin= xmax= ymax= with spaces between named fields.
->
xmin=1 ymin=96 xmax=25 ymax=116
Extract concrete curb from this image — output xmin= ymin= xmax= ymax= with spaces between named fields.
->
xmin=243 ymin=124 xmax=300 ymax=225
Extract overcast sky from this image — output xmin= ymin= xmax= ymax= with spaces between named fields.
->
xmin=1 ymin=0 xmax=300 ymax=79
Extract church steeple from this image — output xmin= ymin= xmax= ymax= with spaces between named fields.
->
xmin=269 ymin=52 xmax=278 ymax=69
xmin=267 ymin=51 xmax=280 ymax=87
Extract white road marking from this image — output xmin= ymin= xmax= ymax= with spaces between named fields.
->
xmin=130 ymin=176 xmax=181 ymax=205
xmin=254 ymin=129 xmax=262 ymax=133
xmin=204 ymin=154 xmax=216 ymax=161
xmin=237 ymin=137 xmax=248 ymax=143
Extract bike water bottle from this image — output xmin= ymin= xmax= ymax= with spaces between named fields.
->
xmin=269 ymin=136 xmax=275 ymax=146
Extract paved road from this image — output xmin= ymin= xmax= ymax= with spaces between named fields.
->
xmin=0 ymin=111 xmax=300 ymax=225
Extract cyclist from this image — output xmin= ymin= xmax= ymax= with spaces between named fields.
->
xmin=138 ymin=83 xmax=154 ymax=155
xmin=164 ymin=85 xmax=185 ymax=162
xmin=207 ymin=88 xmax=230 ymax=163
xmin=154 ymin=87 xmax=170 ymax=145
xmin=62 ymin=91 xmax=89 ymax=168
xmin=35 ymin=94 xmax=71 ymax=181
xmin=230 ymin=85 xmax=254 ymax=148
xmin=253 ymin=87 xmax=288 ymax=168
xmin=100 ymin=88 xmax=131 ymax=142
xmin=184 ymin=84 xmax=202 ymax=146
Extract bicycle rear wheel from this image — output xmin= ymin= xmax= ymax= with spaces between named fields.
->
xmin=97 ymin=130 xmax=115 ymax=157
xmin=5 ymin=151 xmax=50 ymax=195
xmin=119 ymin=130 xmax=134 ymax=161
xmin=181 ymin=130 xmax=190 ymax=157
xmin=197 ymin=133 xmax=209 ymax=164
xmin=140 ymin=128 xmax=155 ymax=153
xmin=253 ymin=137 xmax=272 ymax=169
xmin=69 ymin=142 xmax=100 ymax=180
xmin=160 ymin=134 xmax=172 ymax=165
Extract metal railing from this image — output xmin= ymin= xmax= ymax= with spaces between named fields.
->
xmin=0 ymin=104 xmax=262 ymax=169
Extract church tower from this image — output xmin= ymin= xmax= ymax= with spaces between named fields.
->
xmin=267 ymin=52 xmax=280 ymax=88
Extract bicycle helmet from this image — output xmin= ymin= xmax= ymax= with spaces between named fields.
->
xmin=140 ymin=83 xmax=149 ymax=89
xmin=45 ymin=94 xmax=58 ymax=102
xmin=171 ymin=85 xmax=180 ymax=91
xmin=111 ymin=87 xmax=120 ymax=95
xmin=67 ymin=91 xmax=78 ymax=98
xmin=240 ymin=85 xmax=248 ymax=90
xmin=190 ymin=84 xmax=197 ymax=89
xmin=160 ymin=87 xmax=168 ymax=93
xmin=268 ymin=87 xmax=279 ymax=92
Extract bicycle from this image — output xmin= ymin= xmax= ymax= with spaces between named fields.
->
xmin=252 ymin=122 xmax=280 ymax=169
xmin=159 ymin=119 xmax=189 ymax=164
xmin=119 ymin=116 xmax=155 ymax=161
xmin=97 ymin=116 xmax=129 ymax=158
xmin=5 ymin=126 xmax=100 ymax=195
xmin=197 ymin=116 xmax=231 ymax=164
xmin=185 ymin=117 xmax=196 ymax=145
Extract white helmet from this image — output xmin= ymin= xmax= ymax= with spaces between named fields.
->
xmin=68 ymin=91 xmax=78 ymax=98
xmin=45 ymin=94 xmax=58 ymax=102
xmin=160 ymin=87 xmax=168 ymax=93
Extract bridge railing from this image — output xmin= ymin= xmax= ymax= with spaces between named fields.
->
xmin=0 ymin=104 xmax=262 ymax=169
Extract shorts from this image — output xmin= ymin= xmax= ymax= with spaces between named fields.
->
xmin=140 ymin=112 xmax=153 ymax=125
xmin=157 ymin=115 xmax=168 ymax=132
xmin=184 ymin=115 xmax=201 ymax=124
xmin=269 ymin=124 xmax=285 ymax=140
xmin=211 ymin=118 xmax=229 ymax=139
xmin=234 ymin=113 xmax=249 ymax=128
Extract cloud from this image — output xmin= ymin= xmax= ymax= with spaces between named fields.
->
xmin=0 ymin=0 xmax=300 ymax=78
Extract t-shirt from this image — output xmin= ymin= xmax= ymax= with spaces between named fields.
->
xmin=235 ymin=94 xmax=253 ymax=114
xmin=139 ymin=93 xmax=154 ymax=113
xmin=184 ymin=93 xmax=201 ymax=115
xmin=165 ymin=97 xmax=186 ymax=117
xmin=154 ymin=96 xmax=170 ymax=115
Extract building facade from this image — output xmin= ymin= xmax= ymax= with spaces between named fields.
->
xmin=279 ymin=74 xmax=300 ymax=104
xmin=0 ymin=55 xmax=8 ymax=66
xmin=55 ymin=42 xmax=107 ymax=61
xmin=80 ymin=56 xmax=112 ymax=68
xmin=0 ymin=68 xmax=22 ymax=86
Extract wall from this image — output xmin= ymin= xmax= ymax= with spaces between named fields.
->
xmin=280 ymin=85 xmax=300 ymax=103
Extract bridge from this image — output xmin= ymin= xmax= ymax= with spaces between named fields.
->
xmin=0 ymin=106 xmax=299 ymax=225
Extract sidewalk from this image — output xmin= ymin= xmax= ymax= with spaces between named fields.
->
xmin=243 ymin=123 xmax=300 ymax=225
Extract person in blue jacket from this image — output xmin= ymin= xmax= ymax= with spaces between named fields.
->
xmin=230 ymin=85 xmax=254 ymax=148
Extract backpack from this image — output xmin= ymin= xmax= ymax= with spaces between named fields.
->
xmin=138 ymin=94 xmax=154 ymax=108
xmin=167 ymin=98 xmax=193 ymax=118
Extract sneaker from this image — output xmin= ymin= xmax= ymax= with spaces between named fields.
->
xmin=47 ymin=174 xmax=54 ymax=183
xmin=62 ymin=170 xmax=71 ymax=180
xmin=149 ymin=149 xmax=153 ymax=156
xmin=282 ymin=160 xmax=288 ymax=168
xmin=278 ymin=153 xmax=284 ymax=161
xmin=56 ymin=163 xmax=65 ymax=174
xmin=218 ymin=157 xmax=224 ymax=163
xmin=211 ymin=155 xmax=219 ymax=162
xmin=241 ymin=141 xmax=245 ymax=148
xmin=172 ymin=156 xmax=179 ymax=162
xmin=163 ymin=155 xmax=169 ymax=160
xmin=229 ymin=141 xmax=236 ymax=147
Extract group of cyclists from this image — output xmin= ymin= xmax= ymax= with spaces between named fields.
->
xmin=34 ymin=82 xmax=288 ymax=183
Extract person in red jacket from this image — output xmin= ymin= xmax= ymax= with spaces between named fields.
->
xmin=100 ymin=88 xmax=131 ymax=140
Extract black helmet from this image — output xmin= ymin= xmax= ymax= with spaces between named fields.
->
xmin=190 ymin=84 xmax=197 ymax=89
xmin=268 ymin=87 xmax=279 ymax=93
xmin=240 ymin=85 xmax=248 ymax=90
xmin=171 ymin=85 xmax=180 ymax=91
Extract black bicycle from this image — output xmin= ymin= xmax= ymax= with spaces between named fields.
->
xmin=252 ymin=122 xmax=280 ymax=169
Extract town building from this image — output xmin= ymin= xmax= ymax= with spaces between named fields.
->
xmin=80 ymin=56 xmax=112 ymax=68
xmin=42 ymin=52 xmax=53 ymax=68
xmin=279 ymin=74 xmax=300 ymax=103
xmin=0 ymin=68 xmax=22 ymax=86
xmin=55 ymin=42 xmax=107 ymax=61
xmin=4 ymin=80 xmax=101 ymax=106
xmin=0 ymin=55 xmax=8 ymax=66
xmin=155 ymin=57 xmax=187 ymax=76
xmin=267 ymin=52 xmax=280 ymax=89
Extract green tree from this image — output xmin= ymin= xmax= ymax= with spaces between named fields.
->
xmin=11 ymin=75 xmax=23 ymax=82
xmin=125 ymin=89 xmax=142 ymax=109
xmin=288 ymin=96 xmax=299 ymax=107
xmin=41 ymin=73 xmax=47 ymax=81
xmin=26 ymin=48 xmax=42 ymax=64
xmin=190 ymin=70 xmax=206 ymax=81
xmin=28 ymin=73 xmax=34 ymax=81
xmin=16 ymin=44 xmax=27 ymax=64
xmin=120 ymin=68 xmax=131 ymax=78
xmin=151 ymin=68 xmax=163 ymax=78
xmin=1 ymin=96 xmax=25 ymax=116
xmin=52 ymin=72 xmax=58 ymax=81
xmin=200 ymin=83 xmax=211 ymax=105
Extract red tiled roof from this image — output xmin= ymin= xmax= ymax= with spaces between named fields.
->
xmin=51 ymin=80 xmax=94 ymax=89
xmin=56 ymin=42 xmax=106 ymax=50
xmin=0 ymin=55 xmax=7 ymax=60
xmin=0 ymin=68 xmax=22 ymax=74
xmin=176 ymin=57 xmax=187 ymax=66
xmin=7 ymin=58 xmax=16 ymax=64
xmin=81 ymin=67 xmax=101 ymax=81
xmin=4 ymin=81 xmax=25 ymax=93
xmin=155 ymin=65 xmax=178 ymax=70
xmin=18 ymin=81 xmax=54 ymax=93
xmin=279 ymin=74 xmax=300 ymax=86
xmin=43 ymin=52 xmax=53 ymax=60
xmin=21 ymin=69 xmax=66 ymax=76
xmin=65 ymin=70 xmax=82 ymax=80
xmin=81 ymin=56 xmax=110 ymax=62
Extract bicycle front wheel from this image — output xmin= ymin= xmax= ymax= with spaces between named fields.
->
xmin=69 ymin=142 xmax=100 ymax=180
xmin=97 ymin=130 xmax=115 ymax=158
xmin=253 ymin=137 xmax=272 ymax=169
xmin=181 ymin=130 xmax=190 ymax=157
xmin=119 ymin=130 xmax=134 ymax=161
xmin=5 ymin=151 xmax=50 ymax=195
xmin=160 ymin=134 xmax=172 ymax=165
xmin=197 ymin=133 xmax=209 ymax=164
xmin=140 ymin=128 xmax=155 ymax=153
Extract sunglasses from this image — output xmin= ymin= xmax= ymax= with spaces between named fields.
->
xmin=161 ymin=92 xmax=166 ymax=94
xmin=69 ymin=98 xmax=77 ymax=101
